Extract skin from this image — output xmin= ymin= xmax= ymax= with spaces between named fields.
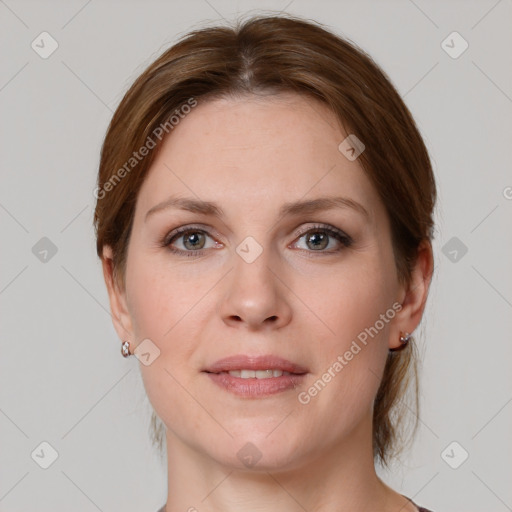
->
xmin=102 ymin=92 xmax=433 ymax=512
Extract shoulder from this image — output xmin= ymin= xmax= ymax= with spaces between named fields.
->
xmin=414 ymin=503 xmax=435 ymax=512
xmin=403 ymin=495 xmax=435 ymax=512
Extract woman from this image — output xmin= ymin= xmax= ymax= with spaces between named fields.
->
xmin=94 ymin=14 xmax=436 ymax=512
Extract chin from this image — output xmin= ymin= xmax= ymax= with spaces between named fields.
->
xmin=208 ymin=430 xmax=308 ymax=473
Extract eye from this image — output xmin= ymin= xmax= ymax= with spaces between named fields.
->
xmin=292 ymin=224 xmax=353 ymax=253
xmin=161 ymin=223 xmax=352 ymax=257
xmin=163 ymin=226 xmax=220 ymax=256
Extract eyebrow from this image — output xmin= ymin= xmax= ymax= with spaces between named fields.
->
xmin=144 ymin=195 xmax=370 ymax=222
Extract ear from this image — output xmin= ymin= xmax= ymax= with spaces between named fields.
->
xmin=389 ymin=239 xmax=434 ymax=349
xmin=101 ymin=245 xmax=134 ymax=343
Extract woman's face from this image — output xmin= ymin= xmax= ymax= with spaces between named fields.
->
xmin=108 ymin=92 xmax=412 ymax=470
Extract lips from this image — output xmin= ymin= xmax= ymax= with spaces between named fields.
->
xmin=203 ymin=354 xmax=309 ymax=375
xmin=203 ymin=355 xmax=309 ymax=398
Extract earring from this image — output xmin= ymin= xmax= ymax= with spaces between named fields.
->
xmin=390 ymin=331 xmax=411 ymax=352
xmin=121 ymin=340 xmax=131 ymax=357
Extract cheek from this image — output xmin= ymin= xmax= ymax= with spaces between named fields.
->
xmin=125 ymin=250 xmax=210 ymax=370
xmin=295 ymin=255 xmax=395 ymax=401
xmin=295 ymin=257 xmax=395 ymax=343
xmin=126 ymin=250 xmax=204 ymax=341
xmin=127 ymin=260 xmax=213 ymax=440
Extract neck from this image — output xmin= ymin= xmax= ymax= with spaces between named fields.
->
xmin=162 ymin=414 xmax=399 ymax=512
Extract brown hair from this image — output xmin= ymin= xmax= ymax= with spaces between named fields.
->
xmin=94 ymin=13 xmax=436 ymax=468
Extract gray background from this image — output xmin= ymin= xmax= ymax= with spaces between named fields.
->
xmin=1 ymin=0 xmax=511 ymax=510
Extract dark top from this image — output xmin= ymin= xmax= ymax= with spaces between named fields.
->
xmin=405 ymin=495 xmax=434 ymax=512
xmin=157 ymin=496 xmax=434 ymax=511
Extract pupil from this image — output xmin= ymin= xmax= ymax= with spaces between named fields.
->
xmin=308 ymin=232 xmax=327 ymax=250
xmin=185 ymin=232 xmax=204 ymax=249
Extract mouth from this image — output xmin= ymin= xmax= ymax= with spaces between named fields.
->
xmin=203 ymin=354 xmax=309 ymax=375
xmin=220 ymin=369 xmax=295 ymax=379
xmin=203 ymin=354 xmax=308 ymax=397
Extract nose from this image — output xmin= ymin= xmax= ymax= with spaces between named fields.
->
xmin=218 ymin=248 xmax=293 ymax=331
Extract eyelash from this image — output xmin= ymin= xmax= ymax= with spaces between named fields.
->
xmin=161 ymin=224 xmax=353 ymax=258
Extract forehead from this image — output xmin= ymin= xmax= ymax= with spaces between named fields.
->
xmin=135 ymin=92 xmax=384 ymax=224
